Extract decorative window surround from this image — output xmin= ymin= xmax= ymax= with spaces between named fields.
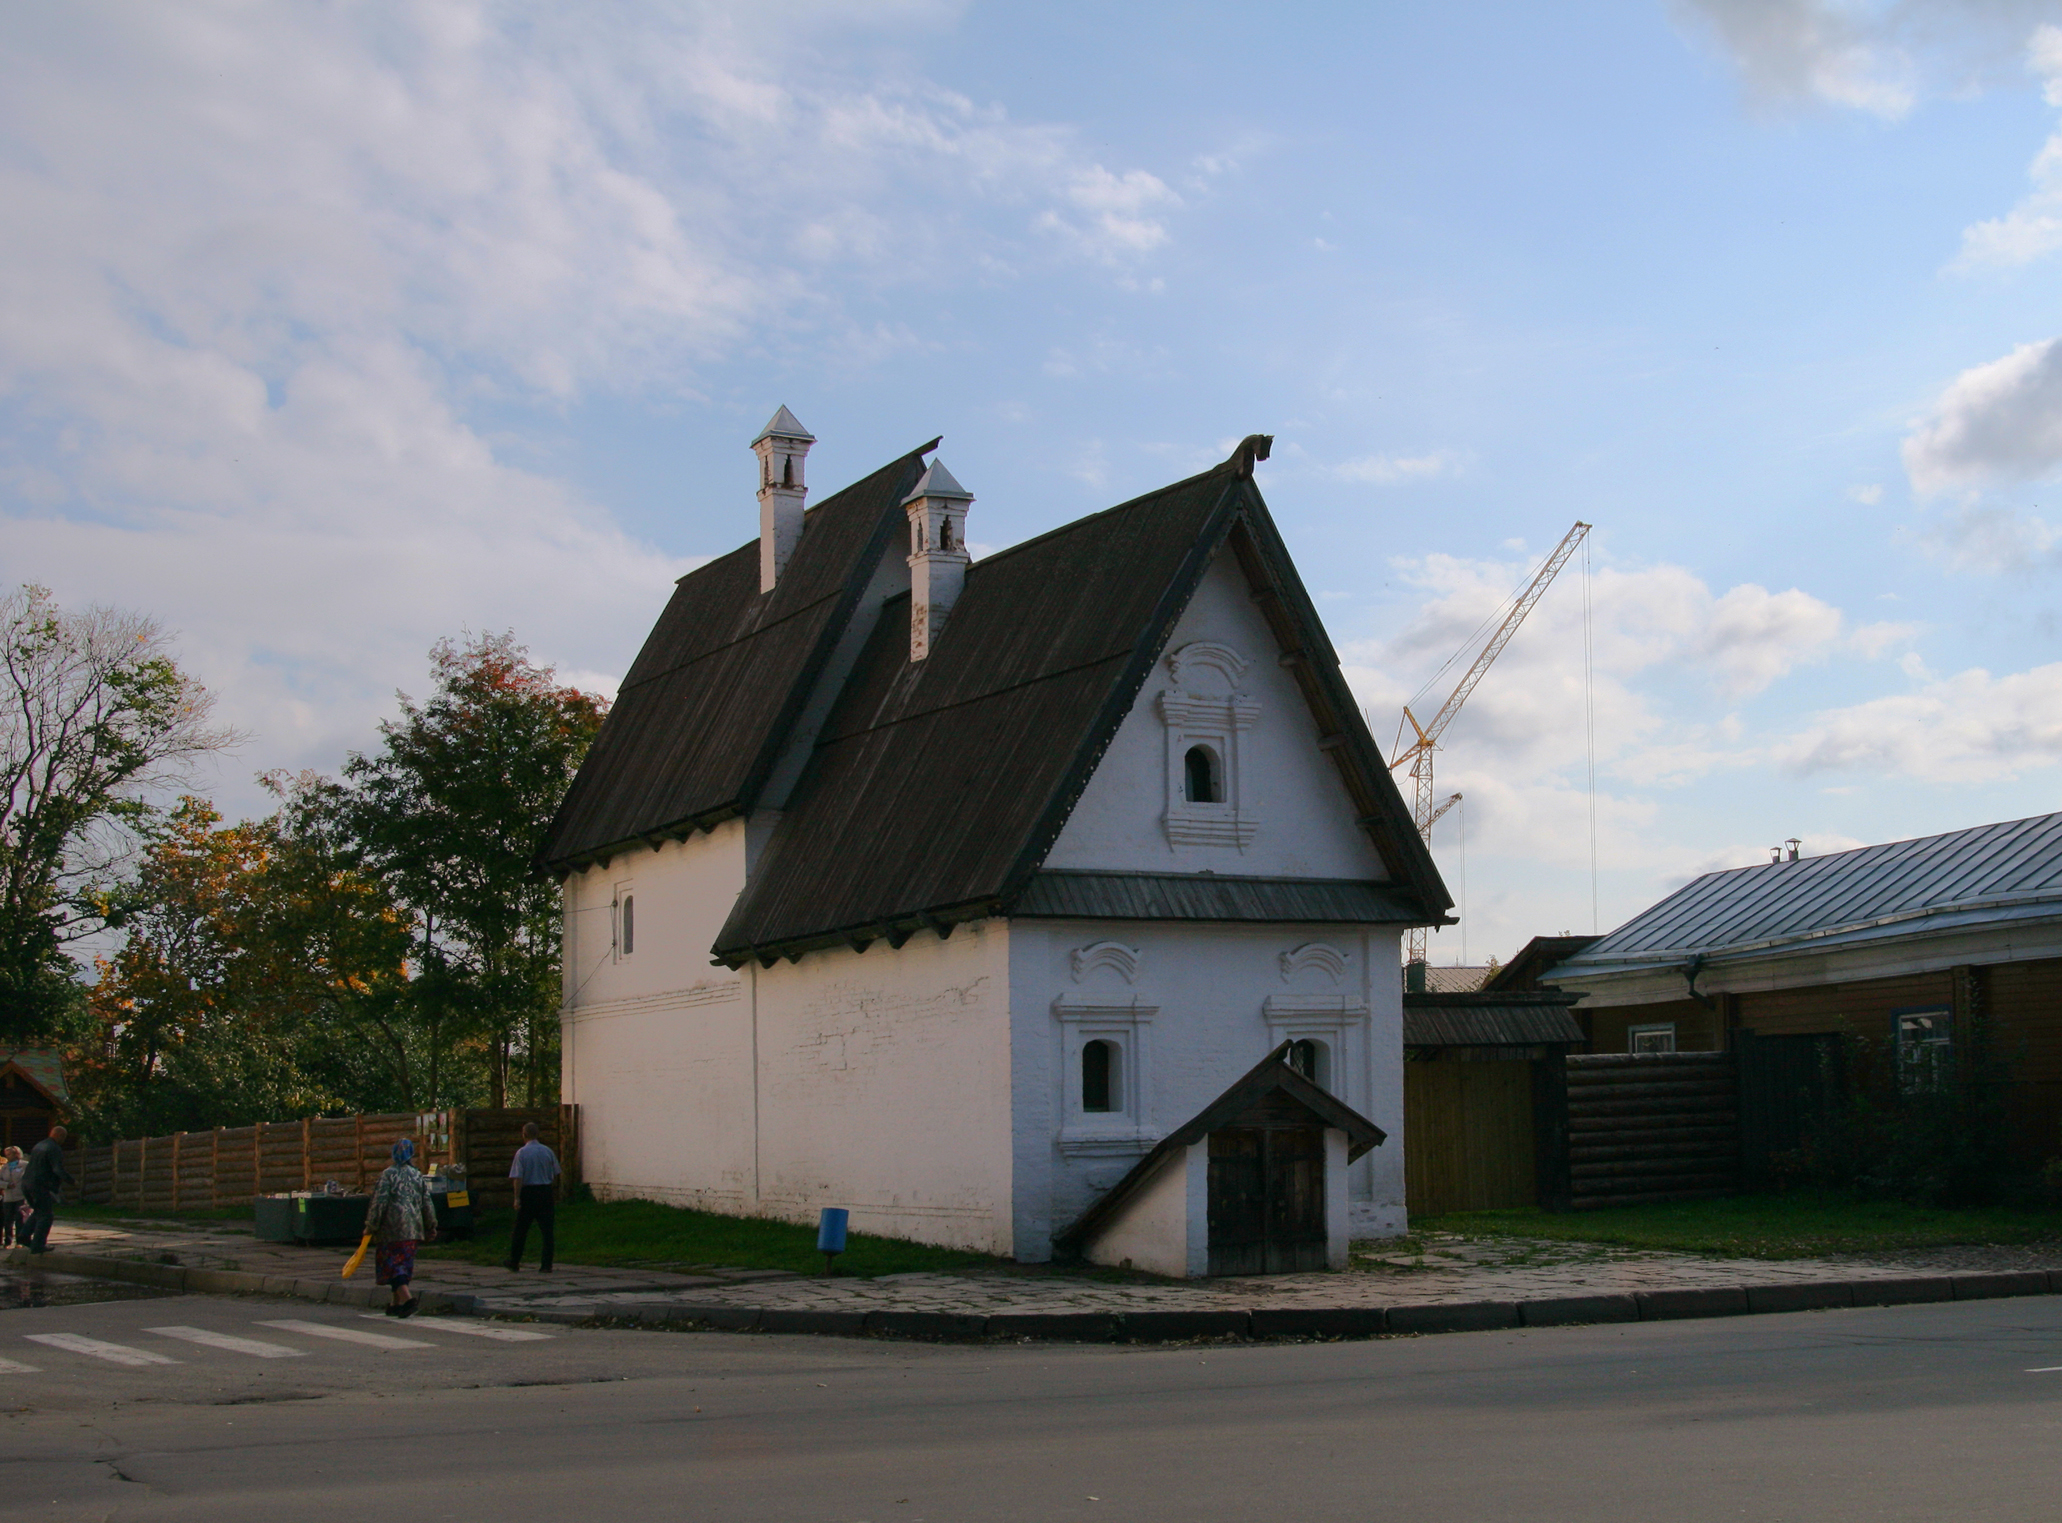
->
xmin=1054 ymin=996 xmax=1158 ymax=1156
xmin=1279 ymin=942 xmax=1349 ymax=982
xmin=1263 ymin=993 xmax=1370 ymax=1025
xmin=1070 ymin=941 xmax=1141 ymax=985
xmin=1159 ymin=642 xmax=1260 ymax=849
xmin=1263 ymin=994 xmax=1369 ymax=1103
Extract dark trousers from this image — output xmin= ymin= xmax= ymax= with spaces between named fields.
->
xmin=1 ymin=1199 xmax=18 ymax=1247
xmin=509 ymin=1184 xmax=555 ymax=1270
xmin=22 ymin=1191 xmax=53 ymax=1252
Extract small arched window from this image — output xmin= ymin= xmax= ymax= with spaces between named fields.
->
xmin=938 ymin=516 xmax=953 ymax=552
xmin=1082 ymin=1040 xmax=1116 ymax=1113
xmin=1287 ymin=1038 xmax=1325 ymax=1089
xmin=620 ymin=894 xmax=635 ymax=957
xmin=1183 ymin=745 xmax=1220 ymax=804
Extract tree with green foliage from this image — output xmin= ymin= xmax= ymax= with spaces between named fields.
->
xmin=76 ymin=794 xmax=417 ymax=1136
xmin=1 ymin=585 xmax=235 ymax=1042
xmin=318 ymin=634 xmax=607 ymax=1108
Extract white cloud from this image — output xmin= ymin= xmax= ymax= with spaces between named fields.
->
xmin=0 ymin=0 xmax=1187 ymax=802
xmin=1903 ymin=336 xmax=2062 ymax=491
xmin=1673 ymin=1 xmax=2053 ymax=118
xmin=1693 ymin=583 xmax=1846 ymax=696
xmin=1342 ymin=553 xmax=1861 ymax=802
xmin=1848 ymin=482 xmax=1884 ymax=504
xmin=1955 ymin=24 xmax=2062 ymax=267
xmin=1331 ymin=451 xmax=1462 ymax=485
xmin=1920 ymin=500 xmax=2062 ymax=571
xmin=1780 ymin=661 xmax=2062 ymax=781
xmin=1672 ymin=0 xmax=1918 ymax=118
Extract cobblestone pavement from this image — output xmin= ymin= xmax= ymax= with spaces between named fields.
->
xmin=43 ymin=1214 xmax=2062 ymax=1318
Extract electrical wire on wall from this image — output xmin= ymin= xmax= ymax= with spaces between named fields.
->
xmin=1583 ymin=534 xmax=1599 ymax=935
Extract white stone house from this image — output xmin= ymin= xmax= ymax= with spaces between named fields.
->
xmin=543 ymin=413 xmax=1451 ymax=1267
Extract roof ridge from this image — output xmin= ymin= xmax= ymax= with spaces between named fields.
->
xmin=965 ymin=459 xmax=1236 ymax=570
xmin=1689 ymin=809 xmax=2062 ymax=885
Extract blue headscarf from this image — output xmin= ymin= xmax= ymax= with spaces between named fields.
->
xmin=391 ymin=1137 xmax=415 ymax=1166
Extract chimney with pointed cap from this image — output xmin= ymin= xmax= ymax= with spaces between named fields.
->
xmin=753 ymin=406 xmax=815 ymax=593
xmin=903 ymin=458 xmax=973 ymax=660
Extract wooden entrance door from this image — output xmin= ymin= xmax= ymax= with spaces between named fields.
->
xmin=1206 ymin=1125 xmax=1327 ymax=1276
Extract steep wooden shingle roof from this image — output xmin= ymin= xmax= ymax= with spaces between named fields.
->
xmin=712 ymin=448 xmax=1449 ymax=964
xmin=540 ymin=444 xmax=934 ymax=868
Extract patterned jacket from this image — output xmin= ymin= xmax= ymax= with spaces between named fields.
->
xmin=363 ymin=1163 xmax=437 ymax=1244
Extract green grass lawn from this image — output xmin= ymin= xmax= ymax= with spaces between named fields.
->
xmin=416 ymin=1196 xmax=1007 ymax=1278
xmin=1414 ymin=1192 xmax=2062 ymax=1260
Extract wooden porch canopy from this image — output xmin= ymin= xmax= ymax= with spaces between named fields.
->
xmin=1054 ymin=1043 xmax=1385 ymax=1256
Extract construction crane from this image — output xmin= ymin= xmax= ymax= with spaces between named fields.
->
xmin=1394 ymin=520 xmax=1591 ymax=967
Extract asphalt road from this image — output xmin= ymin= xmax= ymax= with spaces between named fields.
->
xmin=5 ymin=1285 xmax=2062 ymax=1522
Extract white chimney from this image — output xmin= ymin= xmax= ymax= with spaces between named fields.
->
xmin=903 ymin=458 xmax=973 ymax=661
xmin=753 ymin=406 xmax=815 ymax=593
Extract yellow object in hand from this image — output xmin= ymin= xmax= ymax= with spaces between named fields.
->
xmin=341 ymin=1234 xmax=372 ymax=1279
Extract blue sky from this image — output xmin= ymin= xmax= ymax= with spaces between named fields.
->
xmin=6 ymin=0 xmax=2062 ymax=964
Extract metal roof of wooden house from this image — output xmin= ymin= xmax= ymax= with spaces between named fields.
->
xmin=1549 ymin=812 xmax=2062 ymax=982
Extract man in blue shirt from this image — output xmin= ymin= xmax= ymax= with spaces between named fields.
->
xmin=505 ymin=1122 xmax=561 ymax=1273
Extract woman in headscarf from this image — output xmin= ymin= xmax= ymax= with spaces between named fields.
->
xmin=364 ymin=1137 xmax=438 ymax=1316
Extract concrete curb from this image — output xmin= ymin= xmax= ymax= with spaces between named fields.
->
xmin=14 ymin=1247 xmax=2062 ymax=1346
xmin=2 ymin=1247 xmax=474 ymax=1316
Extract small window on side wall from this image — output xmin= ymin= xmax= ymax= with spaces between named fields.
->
xmin=615 ymin=891 xmax=635 ymax=959
xmin=1628 ymin=1023 xmax=1675 ymax=1054
xmin=1183 ymin=745 xmax=1220 ymax=804
xmin=1082 ymin=1040 xmax=1117 ymax=1113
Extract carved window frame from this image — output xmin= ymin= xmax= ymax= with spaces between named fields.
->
xmin=1159 ymin=642 xmax=1259 ymax=849
xmin=1053 ymin=997 xmax=1158 ymax=1156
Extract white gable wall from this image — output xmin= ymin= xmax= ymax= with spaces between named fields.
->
xmin=1007 ymin=915 xmax=1406 ymax=1262
xmin=1044 ymin=550 xmax=1390 ymax=881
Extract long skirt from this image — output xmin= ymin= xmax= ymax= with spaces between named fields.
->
xmin=374 ymin=1239 xmax=417 ymax=1287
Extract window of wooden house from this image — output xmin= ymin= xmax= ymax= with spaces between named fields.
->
xmin=1628 ymin=1023 xmax=1676 ymax=1054
xmin=1183 ymin=745 xmax=1221 ymax=804
xmin=1897 ymin=1008 xmax=1952 ymax=1092
xmin=1082 ymin=1040 xmax=1117 ymax=1113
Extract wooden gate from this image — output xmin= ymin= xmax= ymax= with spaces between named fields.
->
xmin=1206 ymin=1124 xmax=1327 ymax=1276
xmin=1404 ymin=1057 xmax=1537 ymax=1215
xmin=1736 ymin=1031 xmax=1843 ymax=1189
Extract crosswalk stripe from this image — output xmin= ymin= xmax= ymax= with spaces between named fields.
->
xmin=0 ymin=1356 xmax=40 ymax=1373
xmin=25 ymin=1333 xmax=179 ymax=1367
xmin=256 ymin=1318 xmax=431 ymax=1350
xmin=361 ymin=1315 xmax=554 ymax=1342
xmin=146 ymin=1326 xmax=307 ymax=1359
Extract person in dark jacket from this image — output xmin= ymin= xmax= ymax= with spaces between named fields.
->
xmin=21 ymin=1127 xmax=74 ymax=1254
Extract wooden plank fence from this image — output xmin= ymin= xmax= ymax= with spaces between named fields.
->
xmin=75 ymin=1105 xmax=578 ymax=1212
